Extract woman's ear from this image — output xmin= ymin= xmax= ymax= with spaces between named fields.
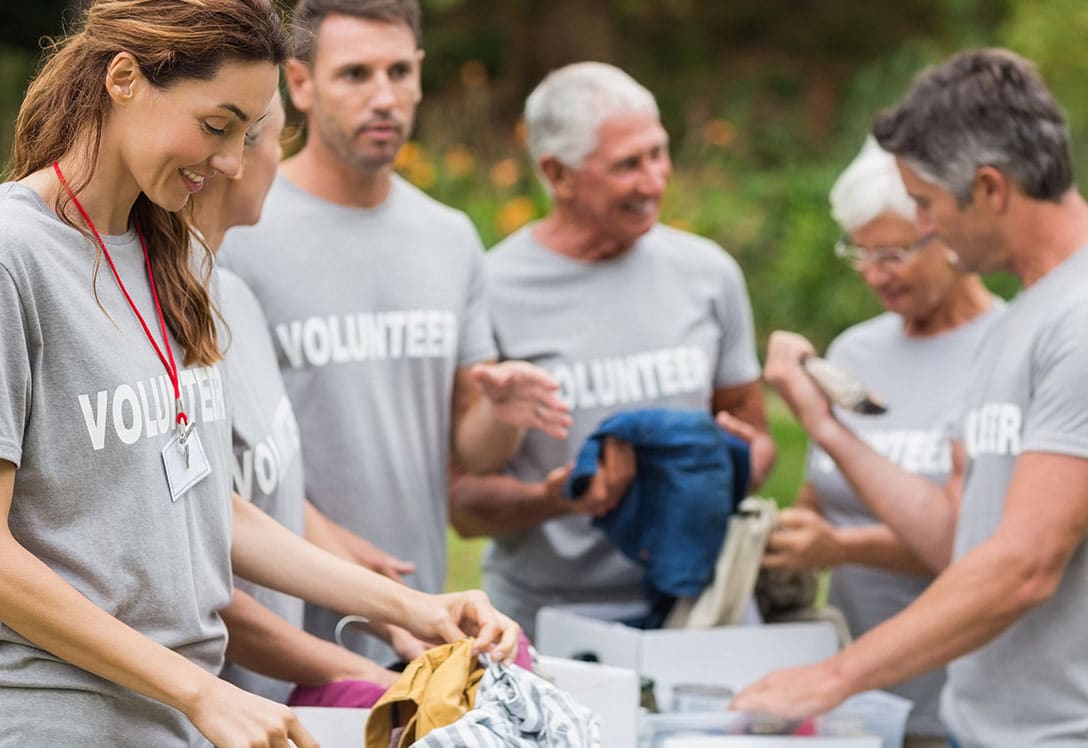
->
xmin=105 ymin=51 xmax=142 ymax=105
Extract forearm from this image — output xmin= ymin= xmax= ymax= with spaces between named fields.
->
xmin=0 ymin=533 xmax=212 ymax=716
xmin=449 ymin=471 xmax=567 ymax=537
xmin=824 ymin=536 xmax=1049 ymax=696
xmin=812 ymin=419 xmax=955 ymax=570
xmin=453 ymin=396 xmax=524 ymax=474
xmin=231 ymin=494 xmax=416 ymax=627
xmin=222 ymin=588 xmax=391 ymax=686
xmin=833 ymin=524 xmax=933 ymax=576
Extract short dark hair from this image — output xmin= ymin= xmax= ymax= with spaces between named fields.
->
xmin=291 ymin=0 xmax=421 ymax=62
xmin=873 ymin=48 xmax=1073 ymax=203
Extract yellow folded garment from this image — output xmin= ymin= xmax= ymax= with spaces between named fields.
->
xmin=365 ymin=639 xmax=485 ymax=748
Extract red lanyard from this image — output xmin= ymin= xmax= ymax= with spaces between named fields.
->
xmin=53 ymin=162 xmax=190 ymax=429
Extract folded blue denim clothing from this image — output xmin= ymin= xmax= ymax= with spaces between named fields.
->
xmin=564 ymin=408 xmax=750 ymax=598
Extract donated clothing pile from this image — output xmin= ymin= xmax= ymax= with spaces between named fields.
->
xmin=366 ymin=640 xmax=599 ymax=748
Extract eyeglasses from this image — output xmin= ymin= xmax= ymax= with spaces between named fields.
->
xmin=833 ymin=235 xmax=933 ymax=270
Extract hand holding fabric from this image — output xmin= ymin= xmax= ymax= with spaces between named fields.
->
xmin=470 ymin=361 xmax=571 ymax=439
xmin=763 ymin=331 xmax=836 ymax=435
xmin=568 ymin=437 xmax=636 ymax=518
xmin=400 ymin=590 xmax=521 ymax=665
xmin=762 ymin=507 xmax=844 ymax=571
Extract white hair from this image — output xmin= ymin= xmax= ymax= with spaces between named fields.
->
xmin=829 ymin=136 xmax=917 ymax=233
xmin=525 ymin=61 xmax=659 ymax=177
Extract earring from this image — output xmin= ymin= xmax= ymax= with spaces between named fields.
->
xmin=944 ymin=248 xmax=960 ymax=266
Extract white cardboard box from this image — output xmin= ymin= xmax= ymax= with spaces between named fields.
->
xmin=293 ymin=706 xmax=369 ymax=747
xmin=536 ymin=601 xmax=840 ymax=706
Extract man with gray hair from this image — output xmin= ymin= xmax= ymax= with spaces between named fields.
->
xmin=735 ymin=48 xmax=1088 ymax=747
xmin=450 ymin=62 xmax=776 ymax=638
xmin=220 ymin=0 xmax=569 ymax=666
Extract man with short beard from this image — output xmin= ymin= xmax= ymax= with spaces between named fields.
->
xmin=220 ymin=0 xmax=567 ymax=666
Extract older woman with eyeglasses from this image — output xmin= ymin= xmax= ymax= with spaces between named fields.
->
xmin=757 ymin=137 xmax=1002 ymax=747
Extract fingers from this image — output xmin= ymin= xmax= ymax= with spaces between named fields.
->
xmin=492 ymin=616 xmax=521 ymax=664
xmin=378 ymin=554 xmax=416 ymax=584
xmin=598 ymin=438 xmax=635 ymax=515
xmin=568 ymin=441 xmax=635 ymax=517
xmin=469 ymin=362 xmax=510 ymax=391
xmin=533 ymin=399 xmax=573 ymax=440
xmin=285 ymin=715 xmax=319 ymax=748
xmin=715 ymin=410 xmax=758 ymax=443
xmin=543 ymin=463 xmax=575 ymax=509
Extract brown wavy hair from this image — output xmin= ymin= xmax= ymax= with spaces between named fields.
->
xmin=9 ymin=0 xmax=289 ymax=366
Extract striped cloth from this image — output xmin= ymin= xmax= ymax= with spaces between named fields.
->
xmin=414 ymin=661 xmax=600 ymax=747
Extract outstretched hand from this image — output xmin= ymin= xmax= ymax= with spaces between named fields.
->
xmin=471 ymin=361 xmax=571 ymax=439
xmin=731 ymin=660 xmax=848 ymax=722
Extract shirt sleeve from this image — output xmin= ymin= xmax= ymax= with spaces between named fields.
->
xmin=711 ymin=252 xmax=761 ymax=388
xmin=1021 ymin=303 xmax=1088 ymax=459
xmin=456 ymin=219 xmax=499 ymax=368
xmin=0 ymin=264 xmax=32 ymax=466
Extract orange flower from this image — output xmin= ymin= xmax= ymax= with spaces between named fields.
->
xmin=406 ymin=160 xmax=436 ymax=189
xmin=703 ymin=119 xmax=736 ymax=148
xmin=395 ymin=140 xmax=424 ymax=170
xmin=443 ymin=145 xmax=475 ymax=178
xmin=489 ymin=158 xmax=521 ymax=188
xmin=496 ymin=196 xmax=536 ymax=235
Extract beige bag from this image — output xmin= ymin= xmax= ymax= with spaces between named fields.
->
xmin=665 ymin=497 xmax=852 ymax=647
xmin=664 ymin=496 xmax=778 ymax=628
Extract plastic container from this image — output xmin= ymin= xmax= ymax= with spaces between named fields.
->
xmin=640 ymin=711 xmax=750 ymax=747
xmin=639 ymin=690 xmax=911 ymax=748
xmin=814 ymin=690 xmax=912 ymax=748
xmin=671 ymin=683 xmax=735 ymax=713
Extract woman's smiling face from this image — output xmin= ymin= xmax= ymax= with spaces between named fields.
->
xmin=110 ymin=56 xmax=280 ymax=212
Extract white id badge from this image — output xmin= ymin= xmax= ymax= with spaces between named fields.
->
xmin=161 ymin=427 xmax=211 ymax=501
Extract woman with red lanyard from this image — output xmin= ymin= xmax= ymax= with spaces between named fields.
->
xmin=0 ymin=2 xmax=517 ymax=746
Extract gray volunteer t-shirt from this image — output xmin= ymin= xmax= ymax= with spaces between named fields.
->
xmin=806 ymin=302 xmax=1003 ymax=738
xmin=219 ymin=174 xmax=495 ymax=664
xmin=216 ymin=268 xmax=306 ymax=702
xmin=941 ymin=247 xmax=1088 ymax=746
xmin=482 ymin=224 xmax=761 ymax=637
xmin=0 ymin=183 xmax=233 ymax=747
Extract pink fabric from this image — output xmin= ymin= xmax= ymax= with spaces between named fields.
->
xmin=287 ymin=679 xmax=387 ymax=708
xmin=285 ymin=631 xmax=530 ymax=709
xmin=513 ymin=630 xmax=533 ymax=670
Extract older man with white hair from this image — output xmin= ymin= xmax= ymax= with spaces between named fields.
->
xmin=450 ymin=62 xmax=775 ymax=637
